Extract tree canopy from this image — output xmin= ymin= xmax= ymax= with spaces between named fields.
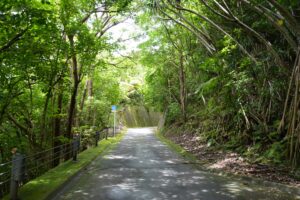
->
xmin=0 ymin=0 xmax=300 ymax=179
xmin=138 ymin=0 xmax=300 ymax=168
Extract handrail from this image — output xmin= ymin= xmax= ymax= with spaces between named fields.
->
xmin=0 ymin=130 xmax=108 ymax=199
xmin=0 ymin=142 xmax=73 ymax=166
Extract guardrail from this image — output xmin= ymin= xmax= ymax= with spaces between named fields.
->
xmin=0 ymin=128 xmax=112 ymax=200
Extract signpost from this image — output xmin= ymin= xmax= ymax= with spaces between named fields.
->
xmin=112 ymin=105 xmax=117 ymax=137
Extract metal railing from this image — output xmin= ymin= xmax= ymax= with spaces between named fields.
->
xmin=0 ymin=129 xmax=110 ymax=200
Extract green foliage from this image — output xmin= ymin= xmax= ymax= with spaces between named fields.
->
xmin=137 ymin=0 xmax=299 ymax=167
xmin=0 ymin=0 xmax=299 ymax=181
xmin=0 ymin=0 xmax=133 ymax=166
xmin=264 ymin=142 xmax=286 ymax=164
xmin=166 ymin=102 xmax=181 ymax=125
xmin=196 ymin=77 xmax=219 ymax=95
xmin=3 ymin=133 xmax=125 ymax=200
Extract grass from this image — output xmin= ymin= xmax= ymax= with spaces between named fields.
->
xmin=155 ymin=129 xmax=199 ymax=164
xmin=4 ymin=133 xmax=125 ymax=200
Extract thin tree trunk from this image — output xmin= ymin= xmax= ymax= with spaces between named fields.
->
xmin=80 ymin=80 xmax=88 ymax=111
xmin=87 ymin=79 xmax=93 ymax=125
xmin=40 ymin=87 xmax=52 ymax=146
xmin=179 ymin=53 xmax=186 ymax=121
xmin=53 ymin=86 xmax=63 ymax=167
xmin=76 ymin=80 xmax=88 ymax=127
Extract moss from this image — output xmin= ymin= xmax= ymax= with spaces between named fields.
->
xmin=155 ymin=130 xmax=198 ymax=163
xmin=4 ymin=133 xmax=125 ymax=200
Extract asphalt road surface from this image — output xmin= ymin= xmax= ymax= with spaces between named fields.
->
xmin=52 ymin=128 xmax=300 ymax=200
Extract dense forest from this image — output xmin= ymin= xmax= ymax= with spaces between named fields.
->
xmin=139 ymin=0 xmax=300 ymax=170
xmin=0 ymin=0 xmax=141 ymax=164
xmin=0 ymin=0 xmax=300 ymax=187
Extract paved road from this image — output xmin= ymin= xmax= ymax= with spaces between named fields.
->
xmin=53 ymin=128 xmax=299 ymax=200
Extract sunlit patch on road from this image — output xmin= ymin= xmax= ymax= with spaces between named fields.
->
xmin=54 ymin=128 xmax=299 ymax=200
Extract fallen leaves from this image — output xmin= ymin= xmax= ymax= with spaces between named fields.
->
xmin=168 ymin=133 xmax=300 ymax=187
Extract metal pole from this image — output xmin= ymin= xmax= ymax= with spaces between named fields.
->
xmin=10 ymin=151 xmax=24 ymax=200
xmin=95 ymin=131 xmax=99 ymax=147
xmin=72 ymin=135 xmax=79 ymax=162
xmin=113 ymin=111 xmax=116 ymax=137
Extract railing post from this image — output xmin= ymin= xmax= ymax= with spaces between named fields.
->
xmin=95 ymin=131 xmax=100 ymax=147
xmin=106 ymin=128 xmax=109 ymax=140
xmin=10 ymin=149 xmax=25 ymax=200
xmin=72 ymin=135 xmax=80 ymax=162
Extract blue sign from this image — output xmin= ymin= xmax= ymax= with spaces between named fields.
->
xmin=111 ymin=105 xmax=117 ymax=111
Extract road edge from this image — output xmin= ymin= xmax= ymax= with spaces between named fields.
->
xmin=155 ymin=129 xmax=300 ymax=197
xmin=45 ymin=131 xmax=126 ymax=200
xmin=3 ymin=131 xmax=126 ymax=200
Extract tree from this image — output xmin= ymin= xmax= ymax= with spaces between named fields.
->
xmin=139 ymin=0 xmax=300 ymax=167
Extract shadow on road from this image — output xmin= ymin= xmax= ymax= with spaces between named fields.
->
xmin=54 ymin=128 xmax=300 ymax=200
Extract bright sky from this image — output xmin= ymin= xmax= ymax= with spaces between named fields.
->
xmin=107 ymin=18 xmax=148 ymax=55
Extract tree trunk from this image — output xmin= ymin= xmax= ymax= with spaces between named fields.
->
xmin=80 ymin=80 xmax=88 ymax=111
xmin=65 ymin=34 xmax=80 ymax=160
xmin=76 ymin=80 xmax=88 ymax=127
xmin=87 ymin=79 xmax=93 ymax=125
xmin=179 ymin=53 xmax=187 ymax=121
xmin=40 ymin=87 xmax=52 ymax=146
xmin=52 ymin=87 xmax=63 ymax=167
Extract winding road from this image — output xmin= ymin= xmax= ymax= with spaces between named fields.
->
xmin=52 ymin=128 xmax=299 ymax=200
